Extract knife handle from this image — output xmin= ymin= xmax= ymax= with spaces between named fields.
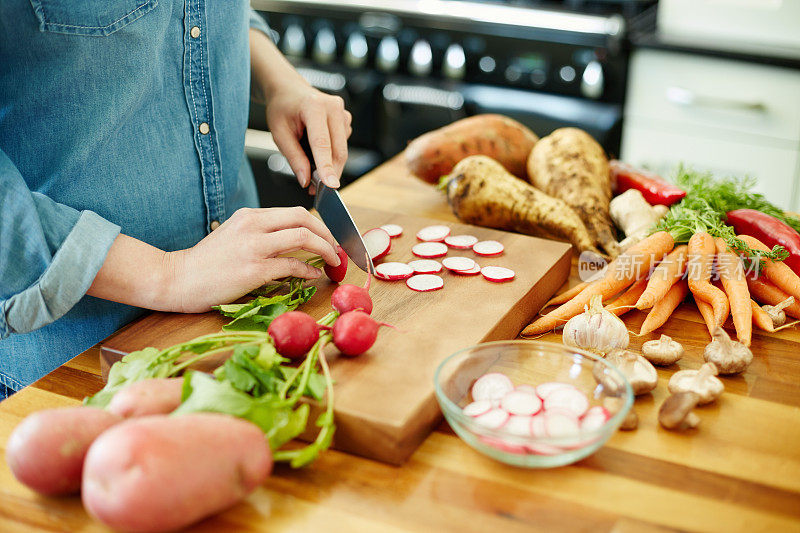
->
xmin=298 ymin=132 xmax=322 ymax=189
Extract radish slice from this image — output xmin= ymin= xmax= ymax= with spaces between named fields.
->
xmin=500 ymin=391 xmax=542 ymax=416
xmin=481 ymin=266 xmax=515 ymax=283
xmin=471 ymin=372 xmax=514 ymax=402
xmin=544 ymin=387 xmax=589 ymax=418
xmin=580 ymin=406 xmax=610 ymax=432
xmin=442 ymin=256 xmax=477 ymax=272
xmin=411 ymin=242 xmax=448 ymax=258
xmin=407 ymin=259 xmax=443 ymax=274
xmin=479 ymin=436 xmax=527 ymax=454
xmin=363 ymin=228 xmax=391 ymax=260
xmin=452 ymin=264 xmax=481 ymax=276
xmin=380 ymin=224 xmax=403 ymax=238
xmin=473 ymin=408 xmax=509 ymax=429
xmin=544 ymin=411 xmax=581 ymax=438
xmin=444 ymin=234 xmax=478 ymax=249
xmin=515 ymin=385 xmax=538 ymax=397
xmin=473 ymin=240 xmax=504 ymax=256
xmin=530 ymin=413 xmax=548 ymax=438
xmin=502 ymin=415 xmax=534 ymax=437
xmin=416 ymin=225 xmax=451 ymax=242
xmin=374 ymin=262 xmax=413 ymax=281
xmin=535 ymin=382 xmax=576 ymax=400
xmin=462 ymin=400 xmax=493 ymax=417
xmin=406 ymin=274 xmax=444 ymax=292
xmin=527 ymin=443 xmax=563 ymax=455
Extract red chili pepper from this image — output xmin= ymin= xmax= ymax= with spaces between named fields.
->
xmin=726 ymin=209 xmax=800 ymax=275
xmin=609 ymin=160 xmax=686 ymax=206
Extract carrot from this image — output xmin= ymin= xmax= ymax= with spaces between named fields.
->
xmin=751 ymin=299 xmax=775 ymax=333
xmin=738 ymin=235 xmax=800 ymax=302
xmin=546 ymin=281 xmax=590 ymax=308
xmin=715 ymin=238 xmax=752 ymax=346
xmin=686 ymin=231 xmax=729 ymax=329
xmin=694 ymin=296 xmax=717 ymax=337
xmin=636 ymin=244 xmax=688 ymax=310
xmin=522 ymin=231 xmax=675 ymax=335
xmin=605 ymin=278 xmax=648 ymax=317
xmin=746 ymin=276 xmax=800 ymax=319
xmin=639 ymin=279 xmax=689 ymax=335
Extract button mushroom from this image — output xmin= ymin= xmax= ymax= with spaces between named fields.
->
xmin=606 ymin=349 xmax=658 ymax=396
xmin=703 ymin=327 xmax=753 ymax=375
xmin=641 ymin=334 xmax=684 ymax=365
xmin=603 ymin=397 xmax=639 ymax=431
xmin=668 ymin=362 xmax=724 ymax=405
xmin=762 ymin=296 xmax=794 ymax=328
xmin=658 ymin=391 xmax=701 ymax=431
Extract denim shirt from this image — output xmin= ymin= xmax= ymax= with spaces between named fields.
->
xmin=0 ymin=1 xmax=269 ymax=395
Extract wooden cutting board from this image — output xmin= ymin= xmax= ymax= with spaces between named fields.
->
xmin=100 ymin=206 xmax=571 ymax=464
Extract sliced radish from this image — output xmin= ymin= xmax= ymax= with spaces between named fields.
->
xmin=530 ymin=413 xmax=548 ymax=438
xmin=441 ymin=256 xmax=477 ymax=272
xmin=580 ymin=406 xmax=610 ymax=432
xmin=411 ymin=242 xmax=448 ymax=258
xmin=481 ymin=266 xmax=515 ymax=283
xmin=407 ymin=259 xmax=443 ymax=274
xmin=471 ymin=372 xmax=514 ymax=402
xmin=374 ymin=262 xmax=414 ymax=281
xmin=544 ymin=411 xmax=581 ymax=438
xmin=515 ymin=385 xmax=538 ymax=397
xmin=380 ymin=224 xmax=403 ymax=238
xmin=473 ymin=240 xmax=504 ymax=256
xmin=363 ymin=228 xmax=391 ymax=260
xmin=479 ymin=436 xmax=527 ymax=454
xmin=544 ymin=388 xmax=589 ymax=418
xmin=462 ymin=400 xmax=493 ymax=417
xmin=526 ymin=443 xmax=563 ymax=455
xmin=503 ymin=415 xmax=534 ymax=437
xmin=451 ymin=264 xmax=481 ymax=276
xmin=535 ymin=382 xmax=576 ymax=400
xmin=416 ymin=225 xmax=451 ymax=242
xmin=500 ymin=390 xmax=542 ymax=416
xmin=406 ymin=274 xmax=444 ymax=292
xmin=473 ymin=408 xmax=509 ymax=429
xmin=444 ymin=234 xmax=478 ymax=249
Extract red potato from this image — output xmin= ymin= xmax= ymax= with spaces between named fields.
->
xmin=107 ymin=378 xmax=184 ymax=418
xmin=324 ymin=245 xmax=349 ymax=283
xmin=6 ymin=407 xmax=122 ymax=495
xmin=82 ymin=414 xmax=271 ymax=533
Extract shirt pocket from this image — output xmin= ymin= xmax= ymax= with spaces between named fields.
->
xmin=29 ymin=0 xmax=158 ymax=36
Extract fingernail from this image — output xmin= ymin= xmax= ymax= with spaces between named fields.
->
xmin=325 ymin=175 xmax=340 ymax=188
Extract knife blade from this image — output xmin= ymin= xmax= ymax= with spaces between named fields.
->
xmin=299 ymin=134 xmax=375 ymax=274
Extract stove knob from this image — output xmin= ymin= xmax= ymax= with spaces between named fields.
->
xmin=376 ymin=36 xmax=399 ymax=73
xmin=313 ymin=27 xmax=337 ymax=64
xmin=581 ymin=60 xmax=604 ymax=99
xmin=281 ymin=24 xmax=306 ymax=58
xmin=442 ymin=43 xmax=466 ymax=80
xmin=344 ymin=32 xmax=368 ymax=68
xmin=408 ymin=39 xmax=433 ymax=77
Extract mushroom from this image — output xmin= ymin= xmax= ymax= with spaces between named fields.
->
xmin=703 ymin=327 xmax=753 ymax=375
xmin=606 ymin=349 xmax=658 ymax=396
xmin=668 ymin=363 xmax=724 ymax=405
xmin=602 ymin=397 xmax=638 ymax=431
xmin=641 ymin=335 xmax=684 ymax=365
xmin=658 ymin=391 xmax=701 ymax=431
xmin=762 ymin=296 xmax=794 ymax=328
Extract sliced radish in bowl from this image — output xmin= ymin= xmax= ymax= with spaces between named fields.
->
xmin=363 ymin=228 xmax=391 ymax=260
xmin=444 ymin=234 xmax=478 ymax=249
xmin=406 ymin=274 xmax=444 ymax=292
xmin=462 ymin=400 xmax=493 ymax=417
xmin=473 ymin=240 xmax=504 ymax=256
xmin=481 ymin=266 xmax=515 ymax=283
xmin=535 ymin=382 xmax=576 ymax=400
xmin=544 ymin=387 xmax=589 ymax=418
xmin=374 ymin=262 xmax=413 ymax=281
xmin=544 ymin=411 xmax=581 ymax=438
xmin=407 ymin=259 xmax=442 ymax=274
xmin=411 ymin=242 xmax=448 ymax=258
xmin=580 ymin=406 xmax=610 ymax=432
xmin=500 ymin=390 xmax=543 ymax=416
xmin=442 ymin=256 xmax=477 ymax=272
xmin=380 ymin=224 xmax=403 ymax=238
xmin=503 ymin=415 xmax=534 ymax=437
xmin=416 ymin=225 xmax=451 ymax=242
xmin=471 ymin=372 xmax=514 ymax=402
xmin=473 ymin=408 xmax=509 ymax=429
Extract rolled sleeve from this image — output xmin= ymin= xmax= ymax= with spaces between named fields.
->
xmin=248 ymin=8 xmax=277 ymax=43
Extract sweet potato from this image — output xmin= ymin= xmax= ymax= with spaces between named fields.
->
xmin=445 ymin=155 xmax=602 ymax=255
xmin=527 ymin=128 xmax=619 ymax=257
xmin=405 ymin=114 xmax=538 ymax=183
xmin=6 ymin=407 xmax=122 ymax=495
xmin=82 ymin=413 xmax=272 ymax=532
xmin=107 ymin=378 xmax=184 ymax=418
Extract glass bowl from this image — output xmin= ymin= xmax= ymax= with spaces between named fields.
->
xmin=434 ymin=340 xmax=634 ymax=468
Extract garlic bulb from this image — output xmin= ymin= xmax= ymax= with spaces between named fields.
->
xmin=563 ymin=295 xmax=629 ymax=355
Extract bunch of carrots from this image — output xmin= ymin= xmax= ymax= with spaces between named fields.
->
xmin=522 ymin=209 xmax=800 ymax=347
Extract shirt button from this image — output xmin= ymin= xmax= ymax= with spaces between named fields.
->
xmin=199 ymin=122 xmax=210 ymax=135
xmin=190 ymin=26 xmax=201 ymax=38
xmin=210 ymin=220 xmax=220 ymax=230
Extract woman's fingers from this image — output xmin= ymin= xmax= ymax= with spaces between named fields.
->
xmin=240 ymin=206 xmax=337 ymax=253
xmin=263 ymin=257 xmax=323 ymax=282
xmin=271 ymin=121 xmax=311 ymax=187
xmin=262 ymin=227 xmax=340 ymax=265
xmin=301 ymin=104 xmax=339 ymax=189
xmin=328 ymin=106 xmax=349 ymax=180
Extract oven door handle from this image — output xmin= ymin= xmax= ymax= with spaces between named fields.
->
xmin=382 ymin=83 xmax=465 ymax=111
xmin=665 ymin=86 xmax=767 ymax=113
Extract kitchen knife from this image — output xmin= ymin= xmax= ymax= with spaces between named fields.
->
xmin=299 ymin=134 xmax=375 ymax=274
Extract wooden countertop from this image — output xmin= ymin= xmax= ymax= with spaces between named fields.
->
xmin=2 ymin=156 xmax=800 ymax=532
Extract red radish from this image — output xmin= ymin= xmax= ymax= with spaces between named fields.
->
xmin=363 ymin=228 xmax=391 ymax=260
xmin=444 ymin=234 xmax=478 ymax=249
xmin=416 ymin=225 xmax=451 ymax=242
xmin=544 ymin=388 xmax=589 ymax=417
xmin=442 ymin=256 xmax=477 ymax=272
xmin=473 ymin=240 xmax=504 ymax=256
xmin=535 ymin=382 xmax=576 ymax=400
xmin=471 ymin=373 xmax=514 ymax=402
xmin=324 ymin=245 xmax=349 ymax=283
xmin=504 ymin=415 xmax=534 ymax=437
xmin=407 ymin=259 xmax=443 ymax=274
xmin=406 ymin=274 xmax=444 ymax=292
xmin=544 ymin=410 xmax=580 ymax=438
xmin=411 ymin=242 xmax=448 ymax=258
xmin=331 ymin=273 xmax=373 ymax=314
xmin=332 ymin=310 xmax=391 ymax=356
xmin=500 ymin=390 xmax=542 ymax=416
xmin=453 ymin=264 xmax=481 ymax=276
xmin=380 ymin=224 xmax=403 ymax=238
xmin=516 ymin=384 xmax=538 ymax=396
xmin=268 ymin=311 xmax=323 ymax=359
xmin=580 ymin=406 xmax=610 ymax=432
xmin=462 ymin=400 xmax=493 ymax=417
xmin=374 ymin=262 xmax=413 ymax=281
xmin=473 ymin=408 xmax=509 ymax=429
xmin=481 ymin=266 xmax=515 ymax=282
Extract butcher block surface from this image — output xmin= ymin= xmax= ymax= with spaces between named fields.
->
xmin=100 ymin=206 xmax=572 ymax=464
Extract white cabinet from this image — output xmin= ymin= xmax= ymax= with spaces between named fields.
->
xmin=621 ymin=49 xmax=800 ymax=210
